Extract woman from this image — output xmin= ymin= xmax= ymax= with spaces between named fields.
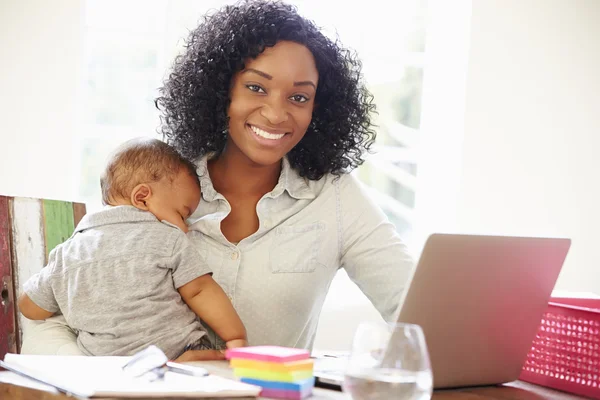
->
xmin=22 ymin=0 xmax=414 ymax=360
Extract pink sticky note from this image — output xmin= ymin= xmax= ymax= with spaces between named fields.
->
xmin=260 ymin=387 xmax=313 ymax=399
xmin=226 ymin=346 xmax=310 ymax=363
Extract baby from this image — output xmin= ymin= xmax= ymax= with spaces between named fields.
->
xmin=18 ymin=138 xmax=247 ymax=359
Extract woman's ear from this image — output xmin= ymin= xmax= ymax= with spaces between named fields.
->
xmin=131 ymin=184 xmax=152 ymax=211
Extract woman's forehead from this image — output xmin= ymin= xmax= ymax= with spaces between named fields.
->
xmin=244 ymin=41 xmax=319 ymax=84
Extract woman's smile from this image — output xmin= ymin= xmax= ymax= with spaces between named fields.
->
xmin=247 ymin=123 xmax=291 ymax=147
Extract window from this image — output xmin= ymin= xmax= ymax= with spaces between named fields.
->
xmin=79 ymin=0 xmax=217 ymax=211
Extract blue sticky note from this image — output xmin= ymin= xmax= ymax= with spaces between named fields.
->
xmin=240 ymin=377 xmax=315 ymax=392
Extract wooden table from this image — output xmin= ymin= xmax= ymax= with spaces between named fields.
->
xmin=0 ymin=360 xmax=586 ymax=400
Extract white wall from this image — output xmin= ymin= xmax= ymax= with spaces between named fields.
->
xmin=0 ymin=0 xmax=83 ymax=202
xmin=417 ymin=0 xmax=600 ymax=293
xmin=415 ymin=0 xmax=472 ymax=244
xmin=459 ymin=0 xmax=600 ymax=292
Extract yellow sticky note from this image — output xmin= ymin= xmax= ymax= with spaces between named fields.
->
xmin=230 ymin=358 xmax=314 ymax=373
xmin=233 ymin=367 xmax=313 ymax=382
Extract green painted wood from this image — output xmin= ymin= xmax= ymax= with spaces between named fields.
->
xmin=42 ymin=200 xmax=75 ymax=259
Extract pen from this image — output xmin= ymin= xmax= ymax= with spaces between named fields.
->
xmin=165 ymin=361 xmax=209 ymax=377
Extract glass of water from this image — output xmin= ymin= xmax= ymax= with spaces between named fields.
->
xmin=343 ymin=321 xmax=433 ymax=400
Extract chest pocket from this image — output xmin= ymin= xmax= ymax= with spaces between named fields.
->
xmin=270 ymin=222 xmax=325 ymax=273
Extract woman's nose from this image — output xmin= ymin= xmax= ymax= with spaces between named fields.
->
xmin=260 ymin=98 xmax=289 ymax=125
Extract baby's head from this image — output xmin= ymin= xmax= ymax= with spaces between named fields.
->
xmin=100 ymin=138 xmax=201 ymax=232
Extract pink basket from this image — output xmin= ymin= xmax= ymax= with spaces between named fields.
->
xmin=519 ymin=297 xmax=600 ymax=399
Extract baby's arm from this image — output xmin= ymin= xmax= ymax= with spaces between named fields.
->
xmin=172 ymin=232 xmax=247 ymax=348
xmin=18 ymin=294 xmax=55 ymax=320
xmin=178 ymin=275 xmax=247 ymax=348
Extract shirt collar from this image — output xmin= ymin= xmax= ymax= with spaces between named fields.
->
xmin=196 ymin=154 xmax=315 ymax=201
xmin=74 ymin=205 xmax=158 ymax=233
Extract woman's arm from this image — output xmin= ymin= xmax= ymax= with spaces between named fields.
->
xmin=338 ymin=174 xmax=416 ymax=322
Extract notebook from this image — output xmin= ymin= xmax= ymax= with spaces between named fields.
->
xmin=0 ymin=353 xmax=261 ymax=398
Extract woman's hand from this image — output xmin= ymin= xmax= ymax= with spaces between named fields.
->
xmin=174 ymin=349 xmax=226 ymax=362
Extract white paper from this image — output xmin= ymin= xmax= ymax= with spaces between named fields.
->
xmin=3 ymin=354 xmax=261 ymax=398
xmin=0 ymin=371 xmax=59 ymax=394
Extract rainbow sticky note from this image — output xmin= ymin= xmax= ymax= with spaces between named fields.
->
xmin=226 ymin=346 xmax=314 ymax=399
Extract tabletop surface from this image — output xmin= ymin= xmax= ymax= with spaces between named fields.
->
xmin=0 ymin=359 xmax=586 ymax=400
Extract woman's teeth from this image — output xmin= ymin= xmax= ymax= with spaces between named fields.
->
xmin=251 ymin=125 xmax=285 ymax=140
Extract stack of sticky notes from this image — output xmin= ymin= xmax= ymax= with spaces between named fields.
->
xmin=226 ymin=346 xmax=314 ymax=399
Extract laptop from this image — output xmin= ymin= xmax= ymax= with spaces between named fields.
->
xmin=314 ymin=233 xmax=571 ymax=390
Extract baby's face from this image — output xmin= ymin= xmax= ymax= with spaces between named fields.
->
xmin=148 ymin=169 xmax=201 ymax=233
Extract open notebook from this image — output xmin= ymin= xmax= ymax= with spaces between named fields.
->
xmin=1 ymin=353 xmax=261 ymax=398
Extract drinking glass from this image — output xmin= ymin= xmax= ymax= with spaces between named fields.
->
xmin=342 ymin=322 xmax=433 ymax=400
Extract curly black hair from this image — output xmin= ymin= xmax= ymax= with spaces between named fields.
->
xmin=156 ymin=0 xmax=376 ymax=180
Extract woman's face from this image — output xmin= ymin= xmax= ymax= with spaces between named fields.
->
xmin=226 ymin=40 xmax=319 ymax=167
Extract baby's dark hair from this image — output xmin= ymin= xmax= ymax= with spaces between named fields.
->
xmin=156 ymin=0 xmax=376 ymax=180
xmin=100 ymin=138 xmax=199 ymax=205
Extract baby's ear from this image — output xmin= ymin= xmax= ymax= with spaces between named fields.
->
xmin=131 ymin=184 xmax=152 ymax=210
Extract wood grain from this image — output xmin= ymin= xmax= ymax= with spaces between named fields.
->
xmin=0 ymin=196 xmax=17 ymax=359
xmin=10 ymin=197 xmax=46 ymax=351
xmin=0 ymin=383 xmax=76 ymax=400
xmin=72 ymin=203 xmax=86 ymax=229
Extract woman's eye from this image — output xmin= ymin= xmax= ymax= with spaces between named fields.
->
xmin=246 ymin=84 xmax=265 ymax=93
xmin=290 ymin=94 xmax=309 ymax=103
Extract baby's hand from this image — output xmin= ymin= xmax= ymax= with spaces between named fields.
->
xmin=226 ymin=339 xmax=248 ymax=349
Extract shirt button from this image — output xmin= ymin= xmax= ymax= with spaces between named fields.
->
xmin=231 ymin=252 xmax=239 ymax=260
xmin=228 ymin=294 xmax=233 ymax=301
